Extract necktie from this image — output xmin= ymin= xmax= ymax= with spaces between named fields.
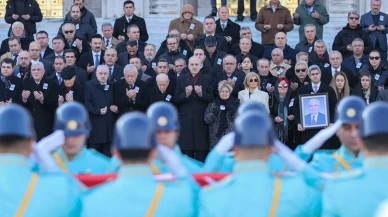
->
xmin=95 ymin=54 xmax=99 ymax=67
xmin=127 ymin=18 xmax=131 ymax=23
xmin=106 ymin=39 xmax=109 ymax=47
xmin=109 ymin=67 xmax=112 ymax=76
xmin=13 ymin=54 xmax=18 ymax=61
xmin=221 ymin=23 xmax=226 ymax=30
xmin=57 ymin=75 xmax=62 ymax=85
xmin=312 ymin=116 xmax=317 ymax=125
xmin=276 ymin=66 xmax=281 ymax=71
xmin=314 ymin=85 xmax=318 ymax=93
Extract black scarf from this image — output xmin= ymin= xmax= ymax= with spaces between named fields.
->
xmin=273 ymin=86 xmax=292 ymax=143
xmin=1 ymin=76 xmax=11 ymax=89
xmin=215 ymin=97 xmax=229 ymax=138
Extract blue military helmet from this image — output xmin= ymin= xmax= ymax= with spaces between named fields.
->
xmin=54 ymin=102 xmax=91 ymax=136
xmin=0 ymin=104 xmax=35 ymax=138
xmin=147 ymin=102 xmax=180 ymax=131
xmin=113 ymin=112 xmax=155 ymax=150
xmin=360 ymin=102 xmax=388 ymax=138
xmin=234 ymin=111 xmax=275 ymax=147
xmin=335 ymin=96 xmax=366 ymax=124
xmin=237 ymin=101 xmax=267 ymax=115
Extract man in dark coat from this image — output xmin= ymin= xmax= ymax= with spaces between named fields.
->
xmin=263 ymin=32 xmax=297 ymax=66
xmin=4 ymin=0 xmax=42 ymax=38
xmin=21 ymin=62 xmax=58 ymax=141
xmin=194 ymin=16 xmax=228 ymax=53
xmin=113 ymin=0 xmax=148 ymax=42
xmin=64 ymin=49 xmax=88 ymax=85
xmin=332 ymin=11 xmax=374 ymax=58
xmin=295 ymin=24 xmax=318 ymax=54
xmin=175 ymin=56 xmax=214 ymax=162
xmin=28 ymin=42 xmax=54 ymax=78
xmin=84 ymin=65 xmax=117 ymax=156
xmin=155 ymin=29 xmax=192 ymax=61
xmin=113 ymin=64 xmax=148 ymax=116
xmin=294 ymin=65 xmax=339 ymax=150
xmin=1 ymin=58 xmax=22 ymax=104
xmin=309 ymin=39 xmax=330 ymax=69
xmin=343 ymin=38 xmax=370 ymax=77
xmin=203 ymin=36 xmax=227 ymax=77
xmin=44 ymin=36 xmax=65 ymax=63
xmin=61 ymin=23 xmax=89 ymax=58
xmin=103 ymin=48 xmax=124 ymax=83
xmin=36 ymin=31 xmax=54 ymax=58
xmin=215 ymin=7 xmax=241 ymax=52
xmin=158 ymin=36 xmax=187 ymax=64
xmin=0 ymin=22 xmax=34 ymax=56
xmin=148 ymin=73 xmax=176 ymax=106
xmin=117 ymin=40 xmax=145 ymax=66
xmin=115 ymin=24 xmax=146 ymax=55
xmin=78 ymin=34 xmax=105 ymax=80
xmin=320 ymin=51 xmax=357 ymax=88
xmin=57 ymin=66 xmax=84 ymax=105
xmin=231 ymin=27 xmax=265 ymax=59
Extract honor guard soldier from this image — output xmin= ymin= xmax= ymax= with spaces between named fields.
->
xmin=199 ymin=111 xmax=321 ymax=217
xmin=0 ymin=104 xmax=83 ymax=216
xmin=297 ymin=96 xmax=366 ymax=173
xmin=322 ymin=102 xmax=388 ymax=217
xmin=50 ymin=102 xmax=111 ymax=174
xmin=81 ymin=112 xmax=197 ymax=217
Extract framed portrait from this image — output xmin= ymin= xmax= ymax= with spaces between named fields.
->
xmin=299 ymin=93 xmax=330 ymax=129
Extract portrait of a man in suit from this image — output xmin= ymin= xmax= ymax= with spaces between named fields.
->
xmin=304 ymin=98 xmax=327 ymax=126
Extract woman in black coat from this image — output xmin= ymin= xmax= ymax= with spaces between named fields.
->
xmin=204 ymin=83 xmax=239 ymax=150
xmin=351 ymin=71 xmax=378 ymax=105
xmin=269 ymin=77 xmax=296 ymax=149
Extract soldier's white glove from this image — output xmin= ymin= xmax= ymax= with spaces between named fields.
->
xmin=35 ymin=130 xmax=65 ymax=153
xmin=301 ymin=121 xmax=343 ymax=154
xmin=275 ymin=139 xmax=308 ymax=172
xmin=157 ymin=144 xmax=188 ymax=177
xmin=214 ymin=132 xmax=235 ymax=154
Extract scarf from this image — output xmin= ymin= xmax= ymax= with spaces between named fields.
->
xmin=273 ymin=88 xmax=292 ymax=143
xmin=215 ymin=97 xmax=229 ymax=138
xmin=1 ymin=76 xmax=11 ymax=89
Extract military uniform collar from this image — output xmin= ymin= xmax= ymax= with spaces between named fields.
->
xmin=0 ymin=154 xmax=31 ymax=169
xmin=337 ymin=145 xmax=363 ymax=162
xmin=119 ymin=164 xmax=154 ymax=177
xmin=234 ymin=160 xmax=268 ymax=173
xmin=56 ymin=146 xmax=87 ymax=162
xmin=364 ymin=156 xmax=388 ymax=168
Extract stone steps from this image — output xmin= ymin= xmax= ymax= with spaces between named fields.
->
xmin=0 ymin=16 xmax=344 ymax=52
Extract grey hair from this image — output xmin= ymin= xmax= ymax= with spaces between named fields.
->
xmin=156 ymin=73 xmax=170 ymax=82
xmin=145 ymin=44 xmax=156 ymax=49
xmin=12 ymin=21 xmax=24 ymax=29
xmin=257 ymin=58 xmax=270 ymax=66
xmin=96 ymin=65 xmax=109 ymax=73
xmin=62 ymin=23 xmax=75 ymax=32
xmin=223 ymin=54 xmax=237 ymax=64
xmin=330 ymin=50 xmax=343 ymax=59
xmin=308 ymin=65 xmax=321 ymax=76
xmin=123 ymin=64 xmax=139 ymax=76
xmin=296 ymin=52 xmax=308 ymax=60
xmin=348 ymin=10 xmax=360 ymax=18
xmin=101 ymin=22 xmax=113 ymax=30
xmin=352 ymin=38 xmax=364 ymax=44
xmin=295 ymin=61 xmax=308 ymax=70
xmin=304 ymin=24 xmax=316 ymax=31
xmin=31 ymin=61 xmax=44 ymax=69
xmin=271 ymin=48 xmax=284 ymax=56
xmin=240 ymin=26 xmax=251 ymax=35
xmin=314 ymin=39 xmax=327 ymax=48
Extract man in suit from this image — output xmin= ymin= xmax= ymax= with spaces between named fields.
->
xmin=1 ymin=58 xmax=23 ymax=104
xmin=101 ymin=22 xmax=119 ymax=50
xmin=175 ymin=56 xmax=214 ymax=162
xmin=117 ymin=40 xmax=145 ymax=67
xmin=58 ymin=65 xmax=84 ymax=105
xmin=64 ymin=49 xmax=87 ymax=85
xmin=113 ymin=64 xmax=148 ymax=116
xmin=78 ymin=34 xmax=105 ymax=80
xmin=103 ymin=48 xmax=123 ymax=83
xmin=294 ymin=65 xmax=339 ymax=149
xmin=204 ymin=36 xmax=227 ymax=77
xmin=263 ymin=32 xmax=297 ymax=66
xmin=309 ymin=39 xmax=330 ymax=69
xmin=158 ymin=36 xmax=187 ymax=64
xmin=194 ymin=16 xmax=228 ymax=53
xmin=304 ymin=98 xmax=327 ymax=126
xmin=235 ymin=38 xmax=259 ymax=70
xmin=231 ymin=27 xmax=265 ymax=59
xmin=113 ymin=0 xmax=148 ymax=42
xmin=148 ymin=73 xmax=175 ymax=106
xmin=360 ymin=0 xmax=388 ymax=60
xmin=0 ymin=37 xmax=22 ymax=64
xmin=21 ymin=62 xmax=58 ymax=141
xmin=0 ymin=22 xmax=34 ymax=56
xmin=36 ymin=31 xmax=53 ymax=58
xmin=215 ymin=7 xmax=241 ymax=52
xmin=115 ymin=24 xmax=146 ymax=55
xmin=28 ymin=42 xmax=54 ymax=78
xmin=129 ymin=57 xmax=151 ymax=82
xmin=142 ymin=44 xmax=157 ymax=77
xmin=44 ymin=36 xmax=65 ymax=63
xmin=84 ymin=65 xmax=117 ymax=155
xmin=61 ymin=23 xmax=88 ymax=58
xmin=321 ymin=51 xmax=357 ymax=88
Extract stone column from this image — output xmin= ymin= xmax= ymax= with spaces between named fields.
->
xmin=144 ymin=0 xmax=182 ymax=17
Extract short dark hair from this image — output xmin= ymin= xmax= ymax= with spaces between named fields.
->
xmin=126 ymin=40 xmax=138 ymax=47
xmin=119 ymin=149 xmax=150 ymax=162
xmin=73 ymin=0 xmax=84 ymax=3
xmin=70 ymin=4 xmax=80 ymax=11
xmin=1 ymin=58 xmax=15 ymax=67
xmin=204 ymin=15 xmax=216 ymax=22
xmin=123 ymin=0 xmax=134 ymax=7
xmin=193 ymin=46 xmax=206 ymax=53
xmin=64 ymin=49 xmax=76 ymax=56
xmin=54 ymin=56 xmax=66 ymax=63
xmin=0 ymin=136 xmax=30 ymax=149
xmin=90 ymin=34 xmax=103 ymax=42
xmin=157 ymin=58 xmax=169 ymax=65
xmin=126 ymin=24 xmax=139 ymax=33
xmin=8 ymin=36 xmax=20 ymax=45
xmin=363 ymin=134 xmax=388 ymax=152
xmin=52 ymin=36 xmax=65 ymax=43
xmin=36 ymin=30 xmax=48 ymax=37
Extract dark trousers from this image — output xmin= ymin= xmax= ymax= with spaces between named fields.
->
xmin=237 ymin=0 xmax=257 ymax=19
xmin=88 ymin=143 xmax=112 ymax=157
xmin=182 ymin=150 xmax=208 ymax=163
xmin=211 ymin=0 xmax=227 ymax=12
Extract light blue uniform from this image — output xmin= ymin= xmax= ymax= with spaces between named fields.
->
xmin=295 ymin=145 xmax=363 ymax=173
xmin=53 ymin=147 xmax=111 ymax=174
xmin=81 ymin=165 xmax=197 ymax=217
xmin=107 ymin=145 xmax=203 ymax=174
xmin=322 ymin=157 xmax=388 ymax=217
xmin=0 ymin=154 xmax=83 ymax=217
xmin=199 ymin=160 xmax=322 ymax=217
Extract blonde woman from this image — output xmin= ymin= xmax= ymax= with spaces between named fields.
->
xmin=238 ymin=72 xmax=269 ymax=112
xmin=329 ymin=71 xmax=350 ymax=102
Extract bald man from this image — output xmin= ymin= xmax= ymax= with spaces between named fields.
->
xmin=263 ymin=32 xmax=297 ymax=66
xmin=29 ymin=41 xmax=54 ymax=77
xmin=175 ymin=56 xmax=214 ymax=162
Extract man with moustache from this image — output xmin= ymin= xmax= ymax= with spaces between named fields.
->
xmin=142 ymin=44 xmax=157 ymax=77
xmin=103 ymin=48 xmax=124 ymax=83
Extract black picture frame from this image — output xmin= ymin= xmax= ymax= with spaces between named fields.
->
xmin=299 ymin=93 xmax=330 ymax=129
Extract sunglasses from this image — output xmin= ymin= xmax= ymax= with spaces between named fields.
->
xmin=278 ymin=85 xmax=288 ymax=88
xmin=249 ymin=79 xmax=258 ymax=82
xmin=349 ymin=17 xmax=359 ymax=20
xmin=369 ymin=56 xmax=381 ymax=60
xmin=64 ymin=30 xmax=74 ymax=34
xmin=295 ymin=68 xmax=307 ymax=73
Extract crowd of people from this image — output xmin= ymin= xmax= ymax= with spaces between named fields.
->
xmin=1 ymin=0 xmax=388 ymax=216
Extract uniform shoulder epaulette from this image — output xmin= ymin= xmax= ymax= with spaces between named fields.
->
xmin=153 ymin=173 xmax=176 ymax=182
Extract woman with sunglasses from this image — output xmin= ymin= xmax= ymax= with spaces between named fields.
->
xmin=204 ymin=83 xmax=239 ymax=150
xmin=238 ymin=72 xmax=269 ymax=112
xmin=351 ymin=71 xmax=377 ymax=105
xmin=360 ymin=50 xmax=388 ymax=91
xmin=269 ymin=78 xmax=295 ymax=148
xmin=329 ymin=71 xmax=350 ymax=102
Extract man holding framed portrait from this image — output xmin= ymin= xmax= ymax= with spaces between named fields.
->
xmin=294 ymin=65 xmax=339 ymax=149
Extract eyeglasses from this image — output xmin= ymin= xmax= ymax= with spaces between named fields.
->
xmin=295 ymin=68 xmax=307 ymax=73
xmin=349 ymin=17 xmax=359 ymax=20
xmin=278 ymin=85 xmax=288 ymax=88
xmin=64 ymin=30 xmax=74 ymax=34
xmin=369 ymin=56 xmax=381 ymax=60
xmin=249 ymin=79 xmax=258 ymax=82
